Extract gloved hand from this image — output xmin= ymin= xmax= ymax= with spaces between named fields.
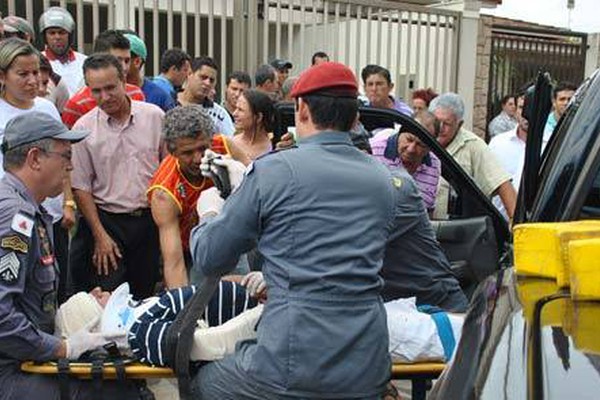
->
xmin=240 ymin=271 xmax=266 ymax=298
xmin=65 ymin=317 xmax=114 ymax=360
xmin=196 ymin=187 xmax=225 ymax=220
xmin=201 ymin=150 xmax=246 ymax=192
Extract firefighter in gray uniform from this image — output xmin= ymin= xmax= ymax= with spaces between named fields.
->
xmin=0 ymin=112 xmax=139 ymax=399
xmin=190 ymin=62 xmax=406 ymax=399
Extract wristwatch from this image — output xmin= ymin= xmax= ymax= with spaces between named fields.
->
xmin=64 ymin=200 xmax=77 ymax=210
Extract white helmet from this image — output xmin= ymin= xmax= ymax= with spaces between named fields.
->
xmin=39 ymin=7 xmax=75 ymax=34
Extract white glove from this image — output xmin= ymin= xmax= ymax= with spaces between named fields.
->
xmin=201 ymin=150 xmax=247 ymax=191
xmin=196 ymin=187 xmax=225 ymax=219
xmin=65 ymin=317 xmax=116 ymax=359
xmin=240 ymin=271 xmax=266 ymax=298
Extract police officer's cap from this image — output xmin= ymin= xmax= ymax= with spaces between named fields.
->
xmin=1 ymin=112 xmax=89 ymax=153
xmin=290 ymin=62 xmax=358 ymax=99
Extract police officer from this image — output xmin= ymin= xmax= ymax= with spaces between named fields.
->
xmin=0 ymin=112 xmax=139 ymax=399
xmin=189 ymin=62 xmax=406 ymax=399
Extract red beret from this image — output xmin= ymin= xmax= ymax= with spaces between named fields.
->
xmin=290 ymin=62 xmax=358 ymax=98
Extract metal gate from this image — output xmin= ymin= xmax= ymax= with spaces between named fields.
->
xmin=1 ymin=0 xmax=460 ymax=102
xmin=487 ymin=25 xmax=587 ymax=131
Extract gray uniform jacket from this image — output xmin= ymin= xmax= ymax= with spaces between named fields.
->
xmin=379 ymin=167 xmax=468 ymax=312
xmin=190 ymin=131 xmax=405 ymax=398
xmin=0 ymin=173 xmax=60 ymax=370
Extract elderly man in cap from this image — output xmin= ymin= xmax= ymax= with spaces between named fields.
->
xmin=189 ymin=62 xmax=405 ymax=398
xmin=0 ymin=112 xmax=141 ymax=399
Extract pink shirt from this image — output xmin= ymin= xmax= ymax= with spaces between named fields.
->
xmin=71 ymin=100 xmax=164 ymax=213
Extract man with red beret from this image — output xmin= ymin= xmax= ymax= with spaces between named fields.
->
xmin=188 ymin=62 xmax=407 ymax=398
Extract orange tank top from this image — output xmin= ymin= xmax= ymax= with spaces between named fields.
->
xmin=147 ymin=156 xmax=212 ymax=250
xmin=146 ymin=136 xmax=229 ymax=250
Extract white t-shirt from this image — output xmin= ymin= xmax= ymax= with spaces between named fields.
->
xmin=489 ymin=126 xmax=526 ymax=219
xmin=204 ymin=102 xmax=235 ymax=136
xmin=43 ymin=51 xmax=87 ymax=97
xmin=0 ymin=97 xmax=64 ymax=222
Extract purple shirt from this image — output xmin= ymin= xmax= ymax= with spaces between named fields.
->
xmin=358 ymin=95 xmax=413 ymax=116
xmin=370 ymin=130 xmax=440 ymax=211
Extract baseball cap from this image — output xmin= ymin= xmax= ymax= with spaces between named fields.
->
xmin=3 ymin=16 xmax=35 ymax=37
xmin=290 ymin=61 xmax=358 ymax=98
xmin=1 ymin=112 xmax=89 ymax=153
xmin=124 ymin=33 xmax=147 ymax=61
xmin=270 ymin=58 xmax=292 ymax=71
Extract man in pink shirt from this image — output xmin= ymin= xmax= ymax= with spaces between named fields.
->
xmin=70 ymin=53 xmax=164 ymax=299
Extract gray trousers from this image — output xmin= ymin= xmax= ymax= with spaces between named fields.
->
xmin=191 ymin=354 xmax=383 ymax=400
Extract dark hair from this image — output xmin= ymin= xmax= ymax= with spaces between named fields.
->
xmin=226 ymin=70 xmax=251 ymax=86
xmin=254 ymin=64 xmax=276 ymax=86
xmin=39 ymin=54 xmax=62 ymax=86
xmin=411 ymin=88 xmax=438 ymax=106
xmin=93 ymin=29 xmax=130 ymax=53
xmin=83 ymin=53 xmax=125 ymax=81
xmin=500 ymin=94 xmax=515 ymax=106
xmin=553 ymin=81 xmax=577 ymax=99
xmin=241 ymin=89 xmax=275 ymax=132
xmin=300 ymin=95 xmax=358 ymax=132
xmin=361 ymin=64 xmax=392 ymax=86
xmin=311 ymin=51 xmax=329 ymax=65
xmin=159 ymin=48 xmax=192 ymax=73
xmin=190 ymin=56 xmax=218 ymax=73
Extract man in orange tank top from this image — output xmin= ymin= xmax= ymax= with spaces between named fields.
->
xmin=147 ymin=106 xmax=220 ymax=288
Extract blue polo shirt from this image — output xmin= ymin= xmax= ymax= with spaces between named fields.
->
xmin=143 ymin=78 xmax=176 ymax=112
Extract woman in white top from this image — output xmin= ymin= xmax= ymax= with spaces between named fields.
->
xmin=0 ymin=37 xmax=75 ymax=302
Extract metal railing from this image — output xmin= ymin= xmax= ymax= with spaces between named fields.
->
xmin=3 ymin=0 xmax=460 ymax=101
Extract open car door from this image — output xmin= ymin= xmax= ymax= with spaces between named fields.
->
xmin=273 ymin=103 xmax=511 ymax=289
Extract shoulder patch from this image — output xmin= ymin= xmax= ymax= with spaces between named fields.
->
xmin=392 ymin=177 xmax=403 ymax=188
xmin=11 ymin=213 xmax=34 ymax=238
xmin=0 ymin=252 xmax=20 ymax=283
xmin=1 ymin=235 xmax=28 ymax=254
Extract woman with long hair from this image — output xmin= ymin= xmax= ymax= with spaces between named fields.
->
xmin=231 ymin=88 xmax=275 ymax=161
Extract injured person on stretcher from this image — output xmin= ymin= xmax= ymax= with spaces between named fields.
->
xmin=55 ymin=275 xmax=464 ymax=366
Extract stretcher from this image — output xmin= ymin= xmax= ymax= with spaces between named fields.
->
xmin=21 ymin=277 xmax=447 ymax=400
xmin=21 ymin=360 xmax=445 ymax=400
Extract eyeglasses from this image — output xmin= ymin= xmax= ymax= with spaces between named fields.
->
xmin=40 ymin=149 xmax=72 ymax=162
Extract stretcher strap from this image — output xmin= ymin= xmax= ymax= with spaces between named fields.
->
xmin=417 ymin=305 xmax=456 ymax=361
xmin=91 ymin=359 xmax=104 ymax=400
xmin=57 ymin=358 xmax=70 ymax=400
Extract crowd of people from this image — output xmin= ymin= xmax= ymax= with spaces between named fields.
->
xmin=0 ymin=6 xmax=578 ymax=400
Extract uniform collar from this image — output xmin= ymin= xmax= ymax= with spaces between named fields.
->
xmin=3 ymin=172 xmax=42 ymax=215
xmin=297 ymin=131 xmax=353 ymax=146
